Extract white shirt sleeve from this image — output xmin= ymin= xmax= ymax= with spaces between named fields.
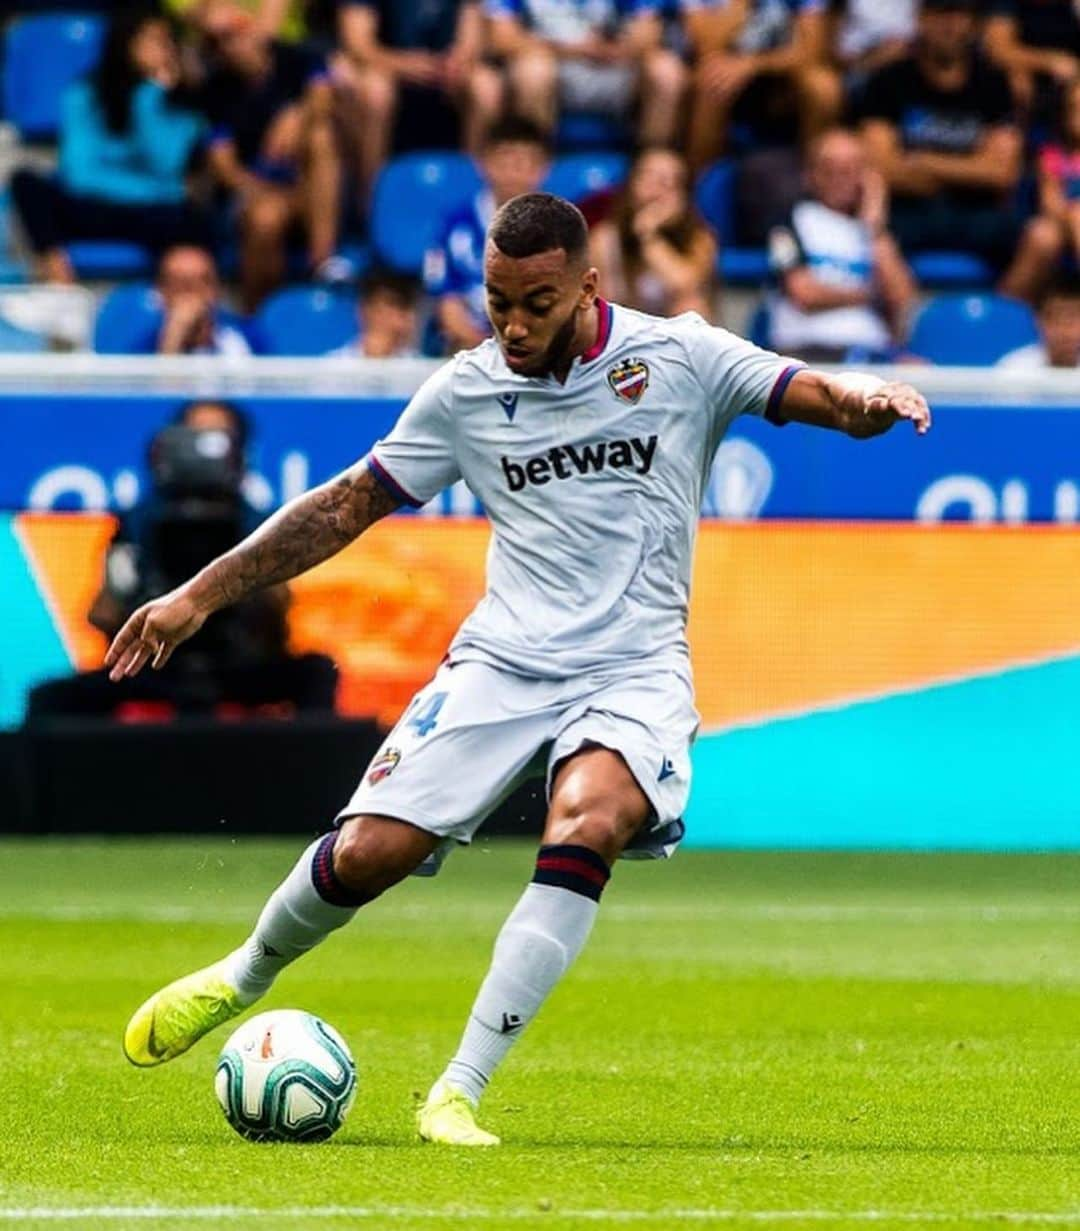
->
xmin=679 ymin=313 xmax=802 ymax=433
xmin=367 ymin=359 xmax=462 ymax=507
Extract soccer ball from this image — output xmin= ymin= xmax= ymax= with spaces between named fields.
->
xmin=215 ymin=1009 xmax=357 ymax=1143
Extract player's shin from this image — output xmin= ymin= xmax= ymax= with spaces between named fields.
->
xmin=438 ymin=844 xmax=610 ymax=1106
xmin=222 ymin=833 xmax=372 ymax=1004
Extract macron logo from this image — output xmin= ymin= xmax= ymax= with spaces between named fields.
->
xmin=501 ymin=434 xmax=658 ymax=492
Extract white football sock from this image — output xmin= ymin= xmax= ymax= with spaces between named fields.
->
xmin=441 ymin=872 xmax=604 ymax=1106
xmin=222 ymin=835 xmax=363 ymax=1004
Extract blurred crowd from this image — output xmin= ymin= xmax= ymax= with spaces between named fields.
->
xmin=1 ymin=0 xmax=1079 ymax=367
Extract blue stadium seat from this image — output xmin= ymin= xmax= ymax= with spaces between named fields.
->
xmin=907 ymin=293 xmax=1039 ymax=365
xmin=0 ymin=317 xmax=46 ymax=353
xmin=252 ymin=285 xmax=357 ymax=356
xmin=555 ymin=112 xmax=629 ymax=151
xmin=720 ymin=249 xmax=770 ymax=285
xmin=69 ymin=241 xmax=155 ymax=281
xmin=2 ymin=14 xmax=105 ymax=140
xmin=543 ymin=153 xmax=628 ymax=203
xmin=694 ymin=160 xmax=737 ymax=243
xmin=909 ymin=251 xmax=995 ymax=289
xmin=92 ymin=282 xmax=160 ymax=353
xmin=371 ymin=152 xmax=481 ymax=274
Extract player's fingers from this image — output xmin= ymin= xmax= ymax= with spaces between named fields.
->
xmin=122 ymin=642 xmax=156 ymax=679
xmin=104 ymin=613 xmax=143 ymax=670
xmin=152 ymin=638 xmax=177 ymax=670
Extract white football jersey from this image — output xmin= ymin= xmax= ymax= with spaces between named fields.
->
xmin=367 ymin=300 xmax=799 ymax=680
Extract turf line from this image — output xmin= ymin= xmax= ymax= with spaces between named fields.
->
xmin=3 ymin=1208 xmax=1080 ymax=1224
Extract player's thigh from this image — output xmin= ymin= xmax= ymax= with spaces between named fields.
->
xmin=547 ymin=671 xmax=698 ymax=860
xmin=545 ymin=746 xmax=653 ymax=864
xmin=338 ymin=662 xmax=559 ymax=845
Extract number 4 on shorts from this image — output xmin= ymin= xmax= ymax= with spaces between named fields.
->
xmin=406 ymin=690 xmax=448 ymax=737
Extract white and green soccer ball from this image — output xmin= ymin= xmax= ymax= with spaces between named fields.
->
xmin=215 ymin=1009 xmax=357 ymax=1143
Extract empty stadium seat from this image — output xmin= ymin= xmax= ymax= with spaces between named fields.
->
xmin=907 ymin=293 xmax=1040 ymax=365
xmin=694 ymin=160 xmax=737 ymax=243
xmin=0 ymin=316 xmax=46 ymax=353
xmin=543 ymin=153 xmax=628 ymax=203
xmin=2 ymin=14 xmax=105 ymax=140
xmin=252 ymin=285 xmax=356 ymax=356
xmin=555 ymin=112 xmax=629 ymax=152
xmin=909 ymin=252 xmax=995 ymax=289
xmin=371 ymin=152 xmax=482 ymax=274
xmin=68 ymin=241 xmax=154 ymax=281
xmin=92 ymin=282 xmax=160 ymax=353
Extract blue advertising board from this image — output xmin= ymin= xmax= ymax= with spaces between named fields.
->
xmin=6 ymin=390 xmax=1080 ymax=523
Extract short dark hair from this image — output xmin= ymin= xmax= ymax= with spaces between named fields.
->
xmin=482 ymin=115 xmax=552 ymax=157
xmin=360 ymin=268 xmax=420 ymax=307
xmin=489 ymin=193 xmax=588 ymax=262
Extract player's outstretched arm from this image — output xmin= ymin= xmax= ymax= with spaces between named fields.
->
xmin=105 ymin=462 xmax=399 ymax=681
xmin=778 ymin=369 xmax=932 ymax=439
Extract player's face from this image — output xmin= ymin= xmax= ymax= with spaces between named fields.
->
xmin=484 ymin=243 xmax=597 ymax=378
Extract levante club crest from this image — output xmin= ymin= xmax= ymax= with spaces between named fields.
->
xmin=366 ymin=747 xmax=401 ymax=786
xmin=607 ymin=358 xmax=650 ymax=405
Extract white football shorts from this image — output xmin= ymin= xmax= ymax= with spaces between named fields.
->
xmin=338 ymin=658 xmax=699 ymax=862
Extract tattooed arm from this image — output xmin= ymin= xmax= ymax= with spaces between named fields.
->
xmin=105 ymin=462 xmax=399 ymax=681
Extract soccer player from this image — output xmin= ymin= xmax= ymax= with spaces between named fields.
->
xmin=112 ymin=193 xmax=931 ymax=1146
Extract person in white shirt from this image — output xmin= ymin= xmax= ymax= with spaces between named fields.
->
xmin=997 ymin=278 xmax=1080 ymax=370
xmin=109 ymin=192 xmax=931 ymax=1146
xmin=153 ymin=245 xmax=253 ymax=358
xmin=767 ymin=127 xmax=915 ymax=361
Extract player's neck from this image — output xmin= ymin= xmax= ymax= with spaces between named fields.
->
xmin=552 ymin=299 xmax=603 ymax=385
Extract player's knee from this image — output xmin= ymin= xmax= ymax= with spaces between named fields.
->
xmin=546 ymin=761 xmax=649 ymax=862
xmin=331 ymin=816 xmax=430 ymax=897
xmin=510 ymin=49 xmax=557 ymax=95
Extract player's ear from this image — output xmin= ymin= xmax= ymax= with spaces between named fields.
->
xmin=578 ymin=265 xmax=599 ymax=311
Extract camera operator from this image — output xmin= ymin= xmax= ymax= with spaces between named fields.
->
xmin=27 ymin=401 xmax=336 ymax=720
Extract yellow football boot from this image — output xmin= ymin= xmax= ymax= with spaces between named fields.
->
xmin=123 ymin=961 xmax=246 ymax=1067
xmin=416 ymin=1080 xmax=501 ymax=1146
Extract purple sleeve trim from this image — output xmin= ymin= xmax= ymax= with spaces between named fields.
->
xmin=764 ymin=363 xmax=803 ymax=425
xmin=367 ymin=453 xmax=423 ymax=508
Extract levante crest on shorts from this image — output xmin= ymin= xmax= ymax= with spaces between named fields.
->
xmin=367 ymin=747 xmax=401 ymax=786
xmin=606 ymin=358 xmax=649 ymax=405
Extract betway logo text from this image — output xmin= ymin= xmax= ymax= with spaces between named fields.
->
xmin=501 ymin=434 xmax=658 ymax=492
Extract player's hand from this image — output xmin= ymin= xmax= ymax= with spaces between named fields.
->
xmin=864 ymin=382 xmax=932 ymax=436
xmin=105 ymin=586 xmax=211 ymax=682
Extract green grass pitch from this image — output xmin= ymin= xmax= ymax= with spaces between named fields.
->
xmin=1 ymin=838 xmax=1079 ymax=1230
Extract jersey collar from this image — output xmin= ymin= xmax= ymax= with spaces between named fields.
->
xmin=579 ymin=298 xmax=613 ymax=366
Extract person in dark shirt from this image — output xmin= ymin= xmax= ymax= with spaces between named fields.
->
xmin=983 ymin=0 xmax=1079 ymax=119
xmin=860 ymin=0 xmax=1059 ymax=301
xmin=199 ymin=3 xmax=345 ymax=309
xmin=338 ymin=0 xmax=500 ymax=194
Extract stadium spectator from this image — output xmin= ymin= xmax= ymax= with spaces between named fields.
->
xmin=166 ymin=0 xmax=335 ymax=44
xmin=859 ymin=0 xmax=1055 ymax=302
xmin=997 ymin=277 xmax=1080 ymax=369
xmin=686 ymin=0 xmax=840 ymax=170
xmin=198 ymin=4 xmax=345 ymax=309
xmin=29 ymin=401 xmax=337 ymax=721
xmin=983 ymin=0 xmax=1079 ymax=120
xmin=766 ymin=127 xmax=915 ymax=361
xmin=137 ymin=245 xmax=253 ymax=357
xmin=423 ymin=116 xmax=551 ymax=353
xmin=827 ymin=0 xmax=917 ymax=94
xmin=337 ymin=0 xmax=501 ymax=191
xmin=9 ymin=7 xmax=207 ymax=285
xmin=486 ymin=0 xmax=687 ymax=148
xmin=332 ymin=270 xmax=422 ymax=357
xmin=588 ymin=147 xmax=717 ymax=319
xmin=1031 ymin=77 xmax=1080 ymax=271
